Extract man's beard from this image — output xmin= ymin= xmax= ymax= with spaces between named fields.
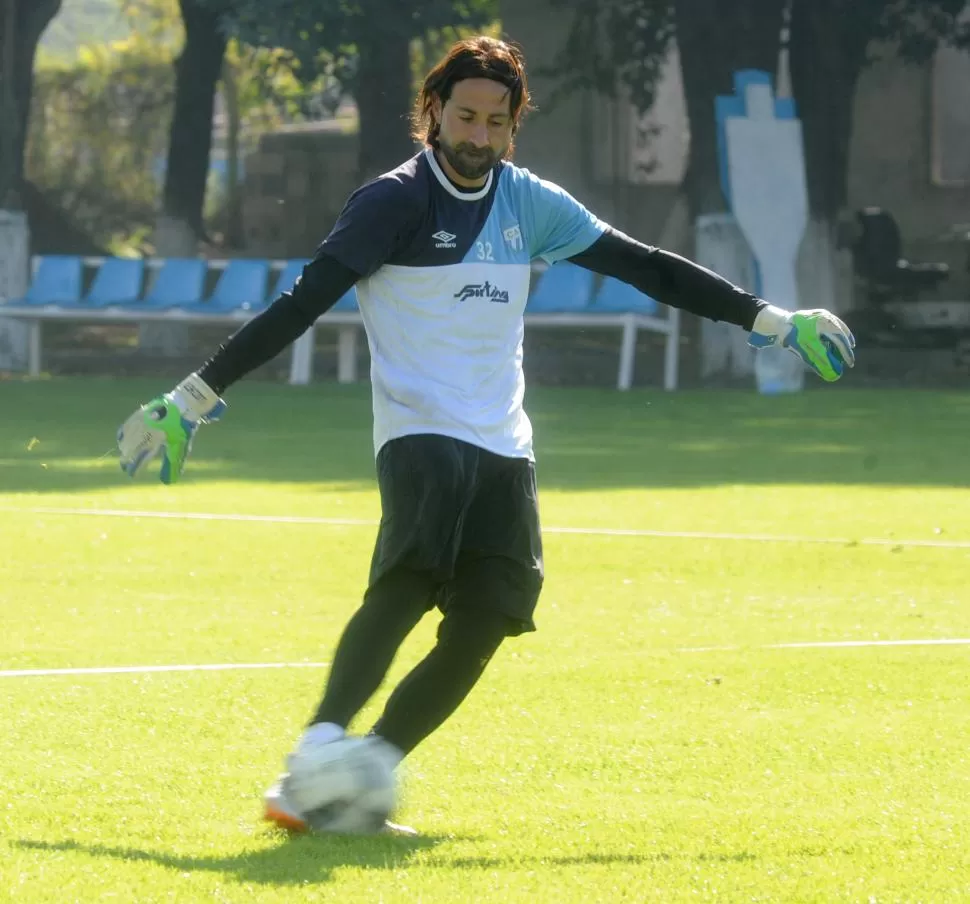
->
xmin=437 ymin=137 xmax=504 ymax=180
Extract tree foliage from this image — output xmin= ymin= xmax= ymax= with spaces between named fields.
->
xmin=210 ymin=0 xmax=500 ymax=178
xmin=547 ymin=0 xmax=970 ymax=114
xmin=220 ymin=0 xmax=498 ymax=77
xmin=546 ymin=0 xmax=970 ymax=217
xmin=540 ymin=0 xmax=675 ymax=115
xmin=26 ymin=1 xmax=330 ymax=252
xmin=27 ymin=43 xmax=174 ymax=251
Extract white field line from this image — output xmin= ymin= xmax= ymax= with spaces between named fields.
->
xmin=3 ymin=639 xmax=969 ymax=679
xmin=3 ymin=504 xmax=970 ymax=550
xmin=678 ymin=638 xmax=970 ymax=653
xmin=0 ymin=661 xmax=329 ymax=679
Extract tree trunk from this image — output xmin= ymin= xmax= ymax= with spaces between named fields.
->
xmin=0 ymin=0 xmax=61 ymax=372
xmin=353 ymin=23 xmax=417 ymax=182
xmin=674 ymin=0 xmax=785 ymax=219
xmin=222 ymin=53 xmax=244 ymax=249
xmin=788 ymin=0 xmax=869 ymax=222
xmin=145 ymin=0 xmax=227 ymax=356
xmin=788 ymin=0 xmax=872 ymax=314
xmin=674 ymin=0 xmax=785 ymax=382
xmin=161 ymin=0 xmax=229 ymax=239
xmin=0 ymin=0 xmax=63 ymax=207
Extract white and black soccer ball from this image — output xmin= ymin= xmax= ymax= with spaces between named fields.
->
xmin=283 ymin=736 xmax=399 ymax=834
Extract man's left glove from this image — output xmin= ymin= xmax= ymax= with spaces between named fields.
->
xmin=117 ymin=373 xmax=226 ymax=484
xmin=748 ymin=305 xmax=856 ymax=382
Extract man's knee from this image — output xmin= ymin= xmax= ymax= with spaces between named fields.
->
xmin=435 ymin=605 xmax=514 ymax=659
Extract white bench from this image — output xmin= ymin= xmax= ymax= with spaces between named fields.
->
xmin=287 ymin=308 xmax=681 ymax=391
xmin=1 ymin=256 xmax=681 ymax=391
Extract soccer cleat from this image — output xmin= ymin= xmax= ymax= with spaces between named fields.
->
xmin=263 ymin=778 xmax=310 ymax=832
xmin=382 ymin=819 xmax=419 ymax=837
xmin=262 ymin=778 xmax=418 ymax=836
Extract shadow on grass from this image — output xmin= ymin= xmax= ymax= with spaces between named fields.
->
xmin=14 ymin=836 xmax=846 ymax=884
xmin=2 ymin=378 xmax=969 ymax=494
xmin=13 ymin=831 xmax=450 ymax=886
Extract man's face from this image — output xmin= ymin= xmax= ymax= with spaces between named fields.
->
xmin=434 ymin=78 xmax=514 ymax=183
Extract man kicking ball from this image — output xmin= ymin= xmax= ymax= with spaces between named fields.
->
xmin=117 ymin=35 xmax=855 ymax=833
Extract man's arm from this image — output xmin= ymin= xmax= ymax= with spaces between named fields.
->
xmin=197 ymin=254 xmax=359 ymax=394
xmin=198 ymin=172 xmax=417 ymax=394
xmin=567 ymin=227 xmax=765 ymax=329
xmin=115 ymin=253 xmax=359 ymax=484
xmin=117 ymin=172 xmax=419 ymax=484
xmin=566 ymin=226 xmax=854 ymax=383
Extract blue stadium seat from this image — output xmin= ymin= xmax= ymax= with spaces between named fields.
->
xmin=269 ymin=259 xmax=310 ymax=300
xmin=84 ymin=257 xmax=144 ymax=308
xmin=329 ymin=287 xmax=359 ymax=313
xmin=15 ymin=256 xmax=82 ymax=306
xmin=142 ymin=258 xmax=207 ymax=309
xmin=591 ymin=275 xmax=659 ymax=316
xmin=526 ymin=262 xmax=595 ymax=313
xmin=194 ymin=259 xmax=269 ymax=313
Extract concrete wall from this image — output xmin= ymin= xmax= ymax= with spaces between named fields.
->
xmin=849 ymin=49 xmax=970 ymax=287
xmin=501 ymin=2 xmax=970 ymax=299
xmin=501 ymin=3 xmax=688 ymax=251
xmin=243 ymin=125 xmax=358 ymax=259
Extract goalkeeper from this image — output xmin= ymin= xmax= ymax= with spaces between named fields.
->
xmin=117 ymin=35 xmax=855 ymax=833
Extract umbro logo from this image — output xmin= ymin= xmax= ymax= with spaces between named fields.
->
xmin=433 ymin=230 xmax=457 ymax=249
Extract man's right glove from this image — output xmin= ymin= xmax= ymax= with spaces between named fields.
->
xmin=117 ymin=373 xmax=226 ymax=484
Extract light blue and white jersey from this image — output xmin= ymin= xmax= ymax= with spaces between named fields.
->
xmin=319 ymin=148 xmax=607 ymax=459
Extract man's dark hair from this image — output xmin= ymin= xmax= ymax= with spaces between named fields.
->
xmin=411 ymin=36 xmax=533 ymax=152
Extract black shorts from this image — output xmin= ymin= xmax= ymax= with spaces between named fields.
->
xmin=368 ymin=433 xmax=544 ymax=635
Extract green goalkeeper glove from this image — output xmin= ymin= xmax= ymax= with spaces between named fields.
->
xmin=117 ymin=373 xmax=226 ymax=484
xmin=748 ymin=305 xmax=856 ymax=382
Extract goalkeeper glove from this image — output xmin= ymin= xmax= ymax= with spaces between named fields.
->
xmin=117 ymin=373 xmax=226 ymax=484
xmin=748 ymin=305 xmax=856 ymax=382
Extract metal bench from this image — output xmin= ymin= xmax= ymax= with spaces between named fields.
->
xmin=1 ymin=256 xmax=681 ymax=390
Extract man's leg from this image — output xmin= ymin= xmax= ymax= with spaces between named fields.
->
xmin=263 ymin=567 xmax=433 ymax=832
xmin=308 ymin=436 xmax=477 ymax=732
xmin=309 ymin=567 xmax=433 ymax=730
xmin=369 ymin=451 xmax=545 ymax=759
xmin=265 ymin=435 xmax=478 ymax=830
xmin=369 ymin=605 xmax=512 ymax=757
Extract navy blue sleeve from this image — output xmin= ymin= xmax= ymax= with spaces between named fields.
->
xmin=317 ymin=176 xmax=420 ymax=278
xmin=196 ymin=254 xmax=358 ymax=394
xmin=568 ymin=228 xmax=766 ymax=329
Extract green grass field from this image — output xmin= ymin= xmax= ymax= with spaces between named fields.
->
xmin=1 ymin=377 xmax=969 ymax=903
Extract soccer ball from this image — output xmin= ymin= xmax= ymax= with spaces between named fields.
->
xmin=283 ymin=736 xmax=399 ymax=834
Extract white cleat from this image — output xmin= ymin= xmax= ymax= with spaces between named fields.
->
xmin=381 ymin=819 xmax=419 ymax=837
xmin=262 ymin=778 xmax=418 ymax=836
xmin=263 ymin=778 xmax=309 ymax=833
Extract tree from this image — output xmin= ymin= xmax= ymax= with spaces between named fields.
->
xmin=789 ymin=0 xmax=970 ymax=224
xmin=787 ymin=0 xmax=970 ymax=314
xmin=672 ymin=0 xmax=783 ymax=217
xmin=28 ymin=43 xmax=175 ymax=252
xmin=547 ymin=0 xmax=970 ymax=310
xmin=543 ymin=0 xmax=784 ymax=220
xmin=158 ymin=0 xmax=230 ymax=247
xmin=0 ymin=0 xmax=63 ymax=208
xmin=222 ymin=0 xmax=499 ymax=181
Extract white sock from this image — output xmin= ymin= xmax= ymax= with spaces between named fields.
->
xmin=371 ymin=734 xmax=405 ymax=769
xmin=297 ymin=721 xmax=345 ymax=750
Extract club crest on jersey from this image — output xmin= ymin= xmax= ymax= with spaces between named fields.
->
xmin=503 ymin=224 xmax=523 ymax=251
xmin=433 ymin=230 xmax=457 ymax=249
xmin=454 ymin=281 xmax=510 ymax=304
